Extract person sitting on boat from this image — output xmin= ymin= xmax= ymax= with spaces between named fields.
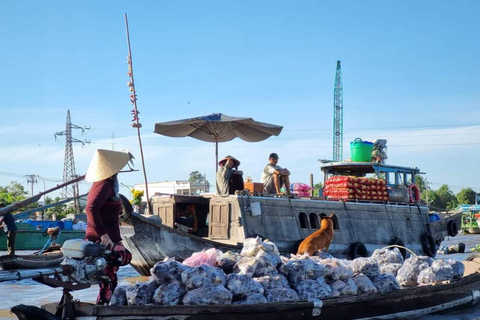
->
xmin=261 ymin=153 xmax=292 ymax=195
xmin=0 ymin=203 xmax=17 ymax=256
xmin=176 ymin=204 xmax=198 ymax=232
xmin=85 ymin=149 xmax=134 ymax=305
xmin=216 ymin=155 xmax=244 ymax=196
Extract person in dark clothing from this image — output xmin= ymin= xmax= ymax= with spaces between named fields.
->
xmin=0 ymin=203 xmax=17 ymax=256
xmin=85 ymin=149 xmax=134 ymax=305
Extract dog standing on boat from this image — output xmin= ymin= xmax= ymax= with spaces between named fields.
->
xmin=297 ymin=213 xmax=335 ymax=255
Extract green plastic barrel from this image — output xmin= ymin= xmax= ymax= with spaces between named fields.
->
xmin=350 ymin=138 xmax=374 ymax=162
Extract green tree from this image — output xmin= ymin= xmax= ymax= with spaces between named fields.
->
xmin=313 ymin=182 xmax=323 ymax=197
xmin=188 ymin=171 xmax=210 ymax=193
xmin=189 ymin=171 xmax=205 ymax=183
xmin=0 ymin=182 xmax=29 ymax=204
xmin=430 ymin=185 xmax=458 ymax=212
xmin=44 ymin=196 xmax=67 ymax=219
xmin=457 ymin=188 xmax=477 ymax=205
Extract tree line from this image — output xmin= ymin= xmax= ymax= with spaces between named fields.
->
xmin=0 ymin=182 xmax=75 ymax=219
xmin=415 ymin=176 xmax=477 ymax=212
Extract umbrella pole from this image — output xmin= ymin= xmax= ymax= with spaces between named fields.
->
xmin=215 ymin=140 xmax=218 ymax=172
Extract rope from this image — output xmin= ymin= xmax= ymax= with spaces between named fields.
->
xmin=381 ymin=244 xmax=417 ymax=257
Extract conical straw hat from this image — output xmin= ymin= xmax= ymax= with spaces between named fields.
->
xmin=86 ymin=149 xmax=134 ymax=182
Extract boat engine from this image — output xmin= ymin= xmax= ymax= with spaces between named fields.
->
xmin=61 ymin=239 xmax=110 ymax=283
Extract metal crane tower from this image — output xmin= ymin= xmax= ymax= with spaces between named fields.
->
xmin=333 ymin=60 xmax=343 ymax=162
xmin=55 ymin=110 xmax=90 ymax=212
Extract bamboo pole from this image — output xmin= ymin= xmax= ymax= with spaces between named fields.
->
xmin=124 ymin=13 xmax=153 ymax=215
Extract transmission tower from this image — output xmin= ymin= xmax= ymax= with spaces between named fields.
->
xmin=333 ymin=60 xmax=343 ymax=162
xmin=55 ymin=110 xmax=90 ymax=212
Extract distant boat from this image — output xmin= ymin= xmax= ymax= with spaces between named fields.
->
xmin=0 ymin=220 xmax=85 ymax=251
xmin=0 ymin=246 xmax=64 ymax=270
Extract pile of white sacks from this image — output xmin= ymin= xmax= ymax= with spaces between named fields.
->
xmin=110 ymin=237 xmax=465 ymax=306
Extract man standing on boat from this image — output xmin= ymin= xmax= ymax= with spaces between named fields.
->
xmin=0 ymin=203 xmax=17 ymax=255
xmin=261 ymin=153 xmax=292 ymax=195
xmin=216 ymin=155 xmax=244 ymax=196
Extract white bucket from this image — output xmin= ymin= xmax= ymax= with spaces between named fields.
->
xmin=250 ymin=202 xmax=262 ymax=216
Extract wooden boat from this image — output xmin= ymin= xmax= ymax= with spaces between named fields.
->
xmin=0 ymin=222 xmax=85 ymax=251
xmin=121 ymin=162 xmax=461 ymax=276
xmin=0 ymin=246 xmax=64 ymax=270
xmin=35 ymin=272 xmax=480 ymax=320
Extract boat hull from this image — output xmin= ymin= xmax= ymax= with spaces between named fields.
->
xmin=0 ymin=229 xmax=85 ymax=251
xmin=39 ymin=273 xmax=480 ymax=320
xmin=0 ymin=248 xmax=64 ymax=270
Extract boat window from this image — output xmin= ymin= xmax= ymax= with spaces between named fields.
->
xmin=319 ymin=213 xmax=339 ymax=230
xmin=309 ymin=213 xmax=319 ymax=229
xmin=406 ymin=218 xmax=413 ymax=231
xmin=299 ymin=212 xmax=308 ymax=228
xmin=332 ymin=215 xmax=340 ymax=230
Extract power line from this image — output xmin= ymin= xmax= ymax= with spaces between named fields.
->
xmin=89 ymin=141 xmax=480 ymax=148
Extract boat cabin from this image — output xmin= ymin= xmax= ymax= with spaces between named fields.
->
xmin=321 ymin=162 xmax=424 ymax=188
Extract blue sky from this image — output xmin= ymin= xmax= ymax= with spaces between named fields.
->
xmin=1 ymin=1 xmax=479 ymax=198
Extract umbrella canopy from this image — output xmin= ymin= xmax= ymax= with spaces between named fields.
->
xmin=154 ymin=113 xmax=283 ymax=170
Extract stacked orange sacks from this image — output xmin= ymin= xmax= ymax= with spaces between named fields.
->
xmin=324 ymin=176 xmax=388 ymax=201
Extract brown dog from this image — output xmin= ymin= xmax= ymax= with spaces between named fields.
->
xmin=296 ymin=213 xmax=335 ymax=255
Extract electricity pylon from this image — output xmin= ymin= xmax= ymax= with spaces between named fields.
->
xmin=55 ymin=110 xmax=90 ymax=212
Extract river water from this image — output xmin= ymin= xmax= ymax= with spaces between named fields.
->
xmin=0 ymin=234 xmax=479 ymax=319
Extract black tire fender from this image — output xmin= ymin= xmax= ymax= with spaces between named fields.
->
xmin=349 ymin=242 xmax=368 ymax=259
xmin=119 ymin=194 xmax=133 ymax=223
xmin=447 ymin=220 xmax=458 ymax=237
xmin=389 ymin=237 xmax=407 ymax=259
xmin=421 ymin=233 xmax=436 ymax=257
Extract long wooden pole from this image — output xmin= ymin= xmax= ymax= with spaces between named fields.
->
xmin=124 ymin=13 xmax=153 ymax=215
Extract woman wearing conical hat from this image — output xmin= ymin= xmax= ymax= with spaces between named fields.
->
xmin=85 ymin=149 xmax=134 ymax=305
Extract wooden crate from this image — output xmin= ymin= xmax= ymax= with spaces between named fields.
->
xmin=244 ymin=182 xmax=264 ymax=194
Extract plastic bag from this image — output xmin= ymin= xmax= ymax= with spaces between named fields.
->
xmin=373 ymin=274 xmax=400 ymax=292
xmin=322 ymin=259 xmax=353 ymax=282
xmin=233 ymin=257 xmax=258 ymax=276
xmin=216 ymin=251 xmax=242 ymax=274
xmin=181 ymin=265 xmax=227 ymax=290
xmin=126 ymin=281 xmax=159 ymax=306
xmin=182 ymin=285 xmax=232 ymax=305
xmin=371 ymin=248 xmax=404 ymax=265
xmin=417 ymin=267 xmax=436 ymax=286
xmin=448 ymin=259 xmax=465 ymax=279
xmin=313 ymin=251 xmax=334 ymax=259
xmin=294 ymin=278 xmax=333 ymax=299
xmin=353 ymin=274 xmax=377 ymax=294
xmin=396 ymin=256 xmax=433 ymax=287
xmin=431 ymin=260 xmax=453 ymax=282
xmin=233 ymin=293 xmax=268 ymax=305
xmin=152 ymin=282 xmax=186 ymax=305
xmin=182 ymin=248 xmax=217 ymax=267
xmin=254 ymin=274 xmax=290 ymax=291
xmin=254 ymin=249 xmax=282 ymax=277
xmin=331 ymin=279 xmax=357 ymax=296
xmin=352 ymin=258 xmax=380 ymax=279
xmin=380 ymin=263 xmax=403 ymax=277
xmin=226 ymin=274 xmax=264 ymax=299
xmin=150 ymin=258 xmax=190 ymax=284
xmin=283 ymin=258 xmax=325 ymax=285
xmin=265 ymin=288 xmax=299 ymax=302
xmin=110 ymin=285 xmax=128 ymax=306
xmin=241 ymin=237 xmax=279 ymax=257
